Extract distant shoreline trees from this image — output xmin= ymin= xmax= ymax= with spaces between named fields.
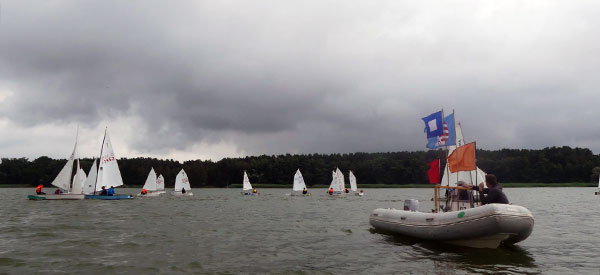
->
xmin=1 ymin=146 xmax=599 ymax=187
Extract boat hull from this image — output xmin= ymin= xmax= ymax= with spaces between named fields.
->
xmin=137 ymin=192 xmax=161 ymax=197
xmin=28 ymin=194 xmax=85 ymax=200
xmin=241 ymin=191 xmax=259 ymax=196
xmin=84 ymin=195 xmax=133 ymax=200
xmin=369 ymin=204 xmax=534 ymax=249
xmin=171 ymin=191 xmax=193 ymax=196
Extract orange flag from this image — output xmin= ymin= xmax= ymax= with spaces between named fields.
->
xmin=448 ymin=142 xmax=476 ymax=173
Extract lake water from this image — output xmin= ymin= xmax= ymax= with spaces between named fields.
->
xmin=0 ymin=187 xmax=599 ymax=274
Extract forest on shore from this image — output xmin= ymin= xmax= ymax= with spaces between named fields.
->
xmin=1 ymin=146 xmax=599 ymax=188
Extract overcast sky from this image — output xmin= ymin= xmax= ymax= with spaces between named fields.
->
xmin=1 ymin=1 xmax=599 ymax=161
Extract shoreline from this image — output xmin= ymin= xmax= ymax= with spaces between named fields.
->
xmin=3 ymin=183 xmax=595 ymax=188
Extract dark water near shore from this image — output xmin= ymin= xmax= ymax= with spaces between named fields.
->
xmin=0 ymin=187 xmax=599 ymax=274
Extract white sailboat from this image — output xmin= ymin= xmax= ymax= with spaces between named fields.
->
xmin=71 ymin=168 xmax=87 ymax=195
xmin=291 ymin=169 xmax=310 ymax=196
xmin=156 ymin=174 xmax=166 ymax=194
xmin=85 ymin=129 xmax=132 ymax=200
xmin=29 ymin=130 xmax=85 ymax=200
xmin=139 ymin=168 xmax=160 ymax=197
xmin=83 ymin=159 xmax=97 ymax=195
xmin=241 ymin=171 xmax=258 ymax=195
xmin=172 ymin=169 xmax=193 ymax=196
xmin=327 ymin=169 xmax=345 ymax=195
xmin=349 ymin=170 xmax=363 ymax=196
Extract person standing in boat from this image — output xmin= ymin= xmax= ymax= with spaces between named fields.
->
xmin=469 ymin=174 xmax=508 ymax=205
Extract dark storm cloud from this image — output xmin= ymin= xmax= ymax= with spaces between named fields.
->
xmin=2 ymin=1 xmax=600 ymax=159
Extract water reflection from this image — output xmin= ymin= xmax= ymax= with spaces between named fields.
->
xmin=371 ymin=228 xmax=537 ymax=273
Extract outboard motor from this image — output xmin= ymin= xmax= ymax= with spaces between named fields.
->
xmin=404 ymin=199 xmax=419 ymax=212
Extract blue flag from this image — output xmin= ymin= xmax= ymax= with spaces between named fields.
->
xmin=422 ymin=111 xmax=444 ymax=138
xmin=425 ymin=113 xmax=456 ymax=149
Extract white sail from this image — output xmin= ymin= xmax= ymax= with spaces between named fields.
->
xmin=156 ymin=174 xmax=165 ymax=191
xmin=95 ymin=130 xmax=124 ymax=191
xmin=83 ymin=159 xmax=97 ymax=194
xmin=142 ymin=168 xmax=158 ymax=191
xmin=349 ymin=171 xmax=358 ymax=192
xmin=174 ymin=169 xmax=191 ymax=192
xmin=336 ymin=168 xmax=345 ymax=192
xmin=50 ymin=141 xmax=77 ymax=192
xmin=292 ymin=169 xmax=306 ymax=192
xmin=329 ymin=170 xmax=337 ymax=190
xmin=242 ymin=171 xmax=253 ymax=191
xmin=71 ymin=167 xmax=86 ymax=194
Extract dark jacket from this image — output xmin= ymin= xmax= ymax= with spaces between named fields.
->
xmin=473 ymin=184 xmax=509 ymax=205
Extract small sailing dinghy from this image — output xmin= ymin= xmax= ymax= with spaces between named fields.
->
xmin=327 ymin=168 xmax=345 ymax=196
xmin=139 ymin=168 xmax=160 ymax=197
xmin=290 ymin=169 xmax=310 ymax=196
xmin=172 ymin=169 xmax=193 ymax=196
xmin=241 ymin=171 xmax=259 ymax=195
xmin=29 ymin=130 xmax=85 ymax=200
xmin=369 ymin=111 xmax=534 ymax=249
xmin=155 ymin=174 xmax=166 ymax=194
xmin=349 ymin=171 xmax=363 ymax=196
xmin=84 ymin=129 xmax=132 ymax=200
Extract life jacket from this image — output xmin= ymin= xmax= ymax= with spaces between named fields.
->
xmin=36 ymin=185 xmax=43 ymax=193
xmin=141 ymin=189 xmax=147 ymax=195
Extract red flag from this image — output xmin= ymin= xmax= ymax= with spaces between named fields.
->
xmin=427 ymin=159 xmax=440 ymax=184
xmin=448 ymin=142 xmax=476 ymax=173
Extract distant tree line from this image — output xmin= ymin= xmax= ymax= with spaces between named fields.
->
xmin=1 ymin=146 xmax=599 ymax=188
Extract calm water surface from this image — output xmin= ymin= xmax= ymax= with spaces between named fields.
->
xmin=0 ymin=187 xmax=599 ymax=274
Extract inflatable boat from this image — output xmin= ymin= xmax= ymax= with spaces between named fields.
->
xmin=369 ymin=203 xmax=534 ymax=249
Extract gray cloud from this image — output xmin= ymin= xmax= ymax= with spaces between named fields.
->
xmin=2 ymin=1 xmax=600 ymax=160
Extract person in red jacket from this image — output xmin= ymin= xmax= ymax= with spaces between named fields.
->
xmin=35 ymin=184 xmax=46 ymax=195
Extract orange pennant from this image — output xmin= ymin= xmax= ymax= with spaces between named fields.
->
xmin=448 ymin=142 xmax=476 ymax=173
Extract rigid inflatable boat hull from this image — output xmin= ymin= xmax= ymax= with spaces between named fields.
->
xmin=369 ymin=204 xmax=534 ymax=248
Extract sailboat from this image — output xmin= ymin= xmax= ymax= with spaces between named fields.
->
xmin=83 ymin=159 xmax=98 ymax=195
xmin=28 ymin=130 xmax=85 ymax=200
xmin=84 ymin=128 xmax=132 ymax=200
xmin=156 ymin=174 xmax=166 ymax=194
xmin=291 ymin=169 xmax=310 ymax=196
xmin=172 ymin=169 xmax=193 ymax=196
xmin=349 ymin=171 xmax=363 ymax=196
xmin=241 ymin=171 xmax=258 ymax=195
xmin=327 ymin=168 xmax=345 ymax=196
xmin=139 ymin=168 xmax=160 ymax=197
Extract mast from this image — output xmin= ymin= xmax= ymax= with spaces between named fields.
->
xmin=69 ymin=125 xmax=79 ymax=194
xmin=93 ymin=127 xmax=107 ymax=194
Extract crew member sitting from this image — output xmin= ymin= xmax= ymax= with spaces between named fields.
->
xmin=107 ymin=186 xmax=115 ymax=196
xmin=99 ymin=186 xmax=108 ymax=196
xmin=470 ymin=174 xmax=508 ymax=205
xmin=141 ymin=188 xmax=147 ymax=195
xmin=36 ymin=184 xmax=46 ymax=195
xmin=344 ymin=188 xmax=349 ymax=193
xmin=328 ymin=187 xmax=334 ymax=195
xmin=182 ymin=188 xmax=186 ymax=194
xmin=302 ymin=188 xmax=308 ymax=195
xmin=252 ymin=188 xmax=258 ymax=194
xmin=54 ymin=189 xmax=62 ymax=195
xmin=359 ymin=190 xmax=364 ymax=195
